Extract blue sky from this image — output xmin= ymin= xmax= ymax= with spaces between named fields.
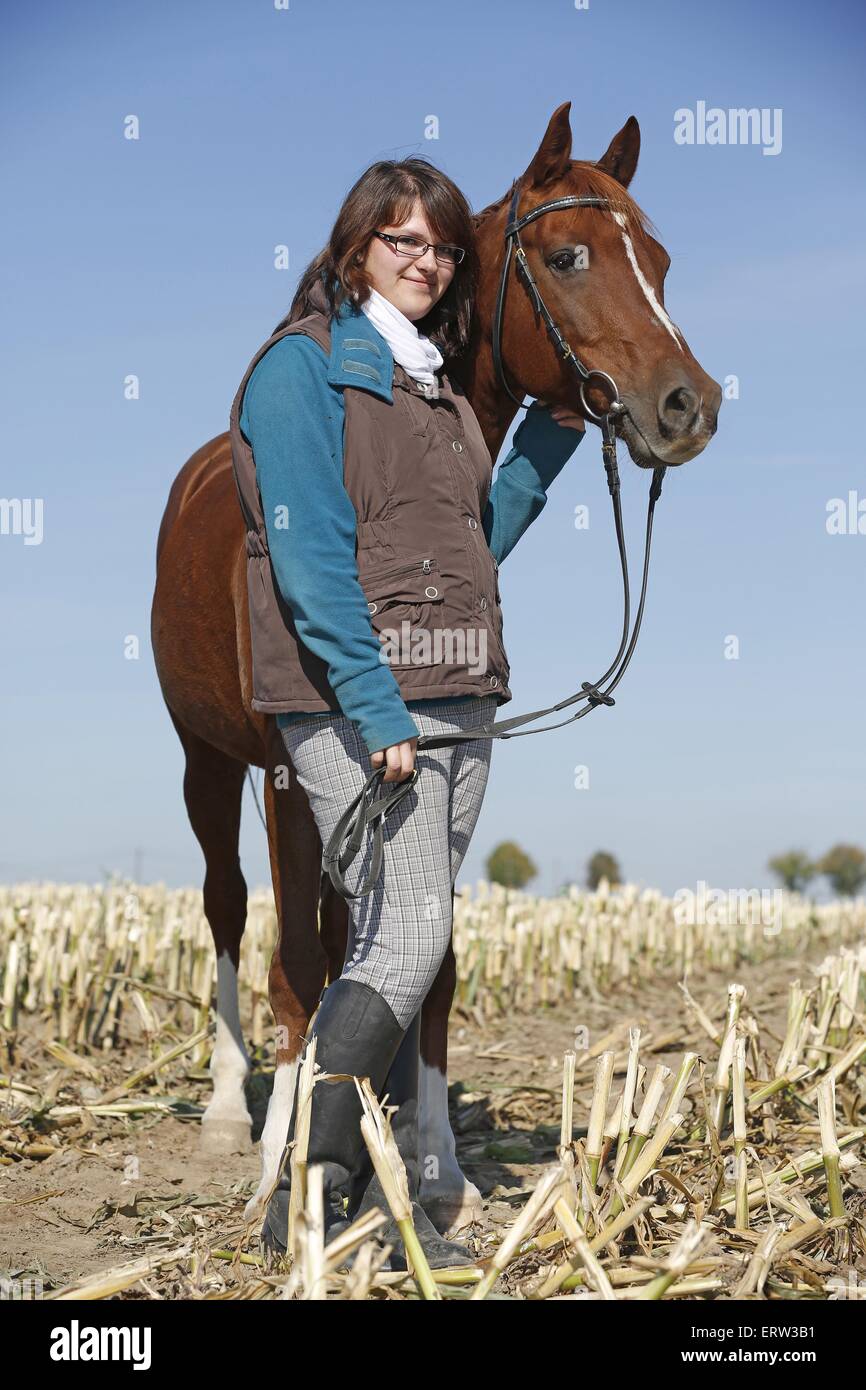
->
xmin=2 ymin=0 xmax=864 ymax=897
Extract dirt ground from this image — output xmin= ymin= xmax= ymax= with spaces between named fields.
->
xmin=2 ymin=943 xmax=864 ymax=1298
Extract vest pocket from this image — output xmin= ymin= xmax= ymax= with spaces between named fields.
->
xmin=360 ymin=554 xmax=439 ymax=597
xmin=361 ymin=556 xmax=444 ymax=668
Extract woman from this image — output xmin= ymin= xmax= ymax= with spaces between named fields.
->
xmin=230 ymin=157 xmax=584 ymax=1266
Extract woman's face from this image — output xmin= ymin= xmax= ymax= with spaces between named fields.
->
xmin=361 ymin=198 xmax=457 ymax=322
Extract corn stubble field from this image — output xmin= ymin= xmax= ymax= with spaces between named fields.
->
xmin=1 ymin=880 xmax=865 ymax=1302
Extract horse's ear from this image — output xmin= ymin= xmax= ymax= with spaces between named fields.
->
xmin=597 ymin=117 xmax=641 ymax=188
xmin=524 ymin=102 xmax=573 ymax=188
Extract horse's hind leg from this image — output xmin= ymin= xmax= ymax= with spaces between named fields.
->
xmin=318 ymin=872 xmax=350 ymax=983
xmin=418 ymin=935 xmax=484 ymax=1235
xmin=244 ymin=720 xmax=329 ymax=1223
xmin=175 ymin=717 xmax=252 ymax=1152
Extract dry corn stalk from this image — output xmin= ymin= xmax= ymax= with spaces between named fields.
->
xmin=620 ymin=1064 xmax=671 ymax=1180
xmin=613 ymin=1029 xmax=642 ymax=1179
xmin=287 ymin=1035 xmax=318 ymax=1259
xmin=711 ymin=984 xmax=746 ymax=1134
xmin=356 ymin=1077 xmax=440 ymax=1301
xmin=552 ymin=1198 xmax=617 ymax=1300
xmin=471 ymin=1163 xmax=571 ymax=1301
xmin=732 ymin=1035 xmax=749 ymax=1229
xmin=817 ymin=1076 xmax=845 ymax=1218
xmin=635 ymin=1220 xmax=714 ymax=1300
xmin=585 ymin=1052 xmax=615 ymax=1190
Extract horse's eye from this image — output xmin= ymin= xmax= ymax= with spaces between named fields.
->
xmin=549 ymin=250 xmax=577 ymax=274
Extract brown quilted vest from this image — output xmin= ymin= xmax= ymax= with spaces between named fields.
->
xmin=229 ymin=285 xmax=512 ymax=714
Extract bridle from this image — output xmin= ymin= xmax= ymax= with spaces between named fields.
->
xmin=323 ymin=177 xmax=668 ymax=901
xmin=492 ymin=181 xmax=626 ymax=425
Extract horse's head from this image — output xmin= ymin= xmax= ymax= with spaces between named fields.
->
xmin=476 ymin=103 xmax=721 ymax=467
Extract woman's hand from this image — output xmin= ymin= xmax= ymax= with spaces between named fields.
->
xmin=370 ymin=738 xmax=417 ymax=783
xmin=536 ymin=398 xmax=586 ymax=432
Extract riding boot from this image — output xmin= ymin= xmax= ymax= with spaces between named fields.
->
xmin=346 ymin=1005 xmax=422 ymax=1202
xmin=261 ymin=976 xmax=405 ymax=1259
xmin=347 ymin=1010 xmax=476 ymax=1270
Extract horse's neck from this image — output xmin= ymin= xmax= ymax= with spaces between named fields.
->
xmin=453 ymin=334 xmax=514 ymax=460
xmin=456 ymin=202 xmax=521 ymax=460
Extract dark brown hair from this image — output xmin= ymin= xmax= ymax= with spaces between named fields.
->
xmin=275 ymin=157 xmax=479 ymax=361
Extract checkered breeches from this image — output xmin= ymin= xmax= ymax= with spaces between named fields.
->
xmin=280 ymin=696 xmax=497 ymax=1028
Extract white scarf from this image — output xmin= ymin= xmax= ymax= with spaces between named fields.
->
xmin=359 ymin=286 xmax=444 ymax=391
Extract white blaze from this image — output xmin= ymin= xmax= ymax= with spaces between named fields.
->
xmin=612 ymin=210 xmax=684 ymax=351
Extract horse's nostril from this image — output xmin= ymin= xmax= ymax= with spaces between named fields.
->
xmin=658 ymin=383 xmax=700 ymax=438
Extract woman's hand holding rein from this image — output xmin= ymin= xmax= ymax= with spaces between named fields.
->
xmin=370 ymin=737 xmax=418 ymax=782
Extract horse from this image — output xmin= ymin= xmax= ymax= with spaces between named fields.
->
xmin=150 ymin=101 xmax=721 ymax=1235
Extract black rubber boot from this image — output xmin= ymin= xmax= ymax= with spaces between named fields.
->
xmin=347 ymin=1010 xmax=476 ymax=1270
xmin=261 ymin=977 xmax=405 ymax=1259
xmin=347 ymin=1007 xmax=422 ymax=1204
xmin=348 ymin=1096 xmax=477 ymax=1270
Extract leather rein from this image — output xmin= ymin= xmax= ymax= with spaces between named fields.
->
xmin=323 ymin=177 xmax=667 ymax=901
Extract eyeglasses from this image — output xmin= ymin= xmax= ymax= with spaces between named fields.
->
xmin=372 ymin=230 xmax=466 ymax=266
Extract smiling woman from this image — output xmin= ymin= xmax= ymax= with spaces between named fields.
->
xmin=278 ymin=156 xmax=479 ymax=356
xmin=225 ymin=148 xmax=589 ymax=1267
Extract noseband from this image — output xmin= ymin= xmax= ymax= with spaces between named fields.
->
xmin=323 ymin=178 xmax=667 ymax=900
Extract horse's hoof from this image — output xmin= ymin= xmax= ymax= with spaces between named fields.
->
xmin=243 ymin=1190 xmax=267 ymax=1224
xmin=199 ymin=1117 xmax=252 ymax=1154
xmin=421 ymin=1182 xmax=484 ymax=1237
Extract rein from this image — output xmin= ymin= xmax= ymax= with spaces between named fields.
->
xmin=323 ymin=178 xmax=667 ymax=901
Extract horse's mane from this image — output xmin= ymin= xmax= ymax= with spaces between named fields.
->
xmin=474 ymin=162 xmax=656 ymax=243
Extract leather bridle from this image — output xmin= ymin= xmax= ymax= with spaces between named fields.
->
xmin=492 ymin=180 xmax=625 ymax=424
xmin=323 ymin=177 xmax=667 ymax=901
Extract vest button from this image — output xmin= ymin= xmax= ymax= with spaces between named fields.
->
xmin=452 ymin=439 xmax=464 ymax=452
xmin=480 ymin=597 xmax=487 ymax=611
xmin=488 ymin=676 xmax=498 ymax=687
xmin=368 ymin=601 xmax=378 ymax=614
xmin=425 ymin=586 xmax=439 ymax=599
xmin=467 ymin=518 xmax=477 ymax=530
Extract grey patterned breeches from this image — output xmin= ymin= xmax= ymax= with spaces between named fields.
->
xmin=279 ymin=696 xmax=497 ymax=1029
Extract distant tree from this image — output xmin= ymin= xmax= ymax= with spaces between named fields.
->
xmin=587 ymin=851 xmax=622 ymax=890
xmin=818 ymin=844 xmax=866 ymax=898
xmin=486 ymin=841 xmax=537 ymax=890
xmin=767 ymin=850 xmax=816 ymax=894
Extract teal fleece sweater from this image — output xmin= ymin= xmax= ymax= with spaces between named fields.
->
xmin=240 ymin=331 xmax=584 ymax=755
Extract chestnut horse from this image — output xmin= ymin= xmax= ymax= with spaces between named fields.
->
xmin=151 ymin=103 xmax=720 ymax=1234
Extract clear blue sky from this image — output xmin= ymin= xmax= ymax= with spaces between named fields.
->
xmin=2 ymin=0 xmax=864 ymax=897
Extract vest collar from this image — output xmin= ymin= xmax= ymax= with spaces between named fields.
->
xmin=327 ymin=296 xmax=395 ymax=403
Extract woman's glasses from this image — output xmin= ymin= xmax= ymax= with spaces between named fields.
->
xmin=372 ymin=230 xmax=465 ymax=266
